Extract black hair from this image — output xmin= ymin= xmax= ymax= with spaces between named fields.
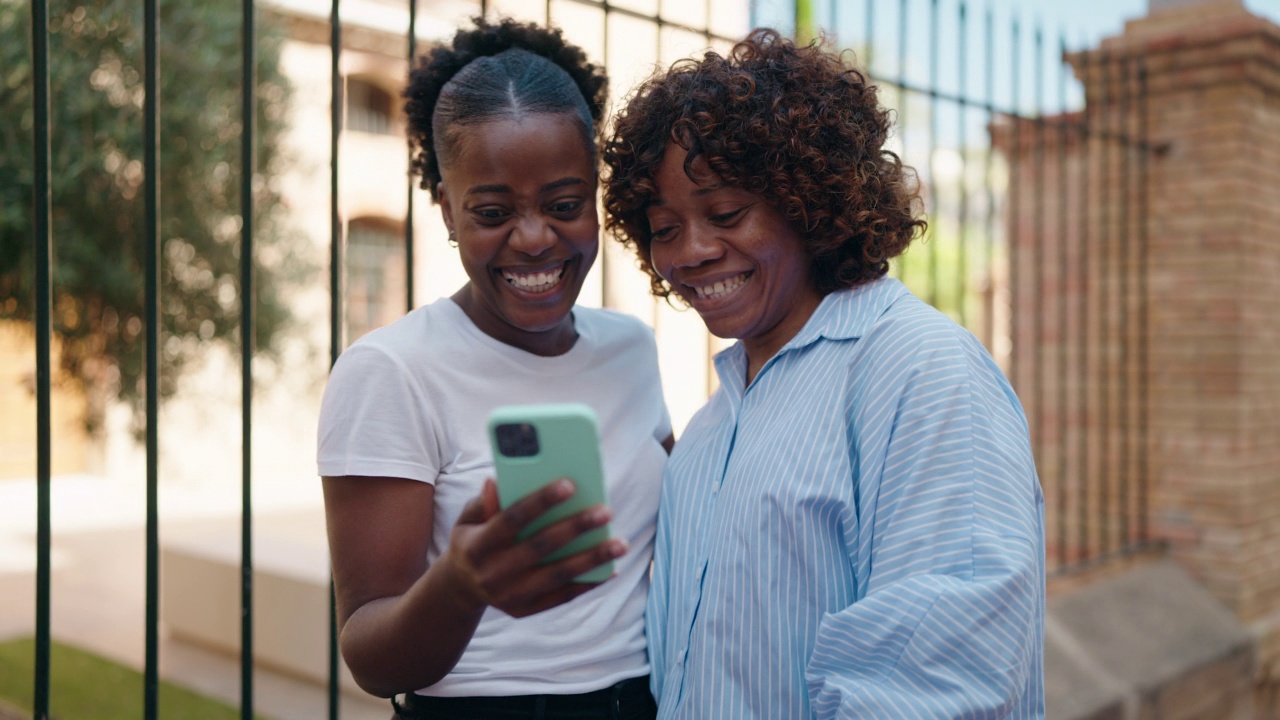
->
xmin=404 ymin=16 xmax=609 ymax=201
xmin=603 ymin=29 xmax=926 ymax=297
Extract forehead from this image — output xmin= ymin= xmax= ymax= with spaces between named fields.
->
xmin=445 ymin=114 xmax=595 ymax=187
xmin=650 ymin=144 xmax=729 ymax=202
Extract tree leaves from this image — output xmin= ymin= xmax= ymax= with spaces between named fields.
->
xmin=0 ymin=0 xmax=310 ymax=434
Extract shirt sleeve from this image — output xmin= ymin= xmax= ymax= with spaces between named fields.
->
xmin=805 ymin=337 xmax=1044 ymax=719
xmin=317 ymin=342 xmax=444 ymax=482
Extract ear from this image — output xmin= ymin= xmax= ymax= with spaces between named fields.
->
xmin=437 ymin=181 xmax=454 ymax=234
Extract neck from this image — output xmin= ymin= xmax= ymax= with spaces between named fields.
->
xmin=450 ymin=286 xmax=578 ymax=357
xmin=740 ymin=292 xmax=825 ymax=386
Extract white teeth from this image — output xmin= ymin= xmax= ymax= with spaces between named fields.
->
xmin=503 ymin=264 xmax=566 ymax=293
xmin=692 ymin=273 xmax=749 ymax=300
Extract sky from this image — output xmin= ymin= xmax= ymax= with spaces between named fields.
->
xmin=757 ymin=0 xmax=1280 ymax=44
xmin=750 ymin=0 xmax=1280 ymax=144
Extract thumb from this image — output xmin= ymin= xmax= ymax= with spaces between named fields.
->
xmin=481 ymin=477 xmax=501 ymax=517
xmin=456 ymin=479 xmax=498 ymax=526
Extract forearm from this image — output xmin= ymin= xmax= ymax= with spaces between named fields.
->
xmin=339 ymin=553 xmax=486 ymax=697
xmin=807 ymin=539 xmax=1041 ymax=718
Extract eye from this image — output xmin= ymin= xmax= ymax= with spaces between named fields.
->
xmin=471 ymin=206 xmax=510 ymax=224
xmin=649 ymin=225 xmax=676 ymax=243
xmin=710 ymin=206 xmax=748 ymax=225
xmin=548 ymin=198 xmax=585 ymax=216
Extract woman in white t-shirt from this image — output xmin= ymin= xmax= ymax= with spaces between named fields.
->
xmin=317 ymin=17 xmax=671 ymax=720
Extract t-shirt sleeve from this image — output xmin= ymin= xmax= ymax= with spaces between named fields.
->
xmin=316 ymin=342 xmax=444 ymax=483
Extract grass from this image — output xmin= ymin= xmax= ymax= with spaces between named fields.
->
xmin=0 ymin=637 xmax=267 ymax=720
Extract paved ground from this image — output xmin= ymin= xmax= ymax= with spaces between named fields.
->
xmin=0 ymin=474 xmax=389 ymax=720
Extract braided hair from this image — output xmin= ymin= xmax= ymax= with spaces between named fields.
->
xmin=404 ymin=17 xmax=609 ymax=201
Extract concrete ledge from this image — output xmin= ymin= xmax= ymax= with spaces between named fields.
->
xmin=160 ymin=529 xmax=362 ymax=693
xmin=1046 ymin=559 xmax=1255 ymax=720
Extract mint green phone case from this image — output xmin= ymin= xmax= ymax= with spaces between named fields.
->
xmin=487 ymin=403 xmax=612 ymax=583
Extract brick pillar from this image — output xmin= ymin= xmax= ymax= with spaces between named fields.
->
xmin=1092 ymin=0 xmax=1280 ymax=709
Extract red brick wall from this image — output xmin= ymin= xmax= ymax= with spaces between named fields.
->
xmin=1001 ymin=1 xmax=1280 ymax=711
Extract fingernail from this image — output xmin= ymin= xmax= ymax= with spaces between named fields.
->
xmin=553 ymin=478 xmax=575 ymax=497
xmin=588 ymin=506 xmax=611 ymax=524
xmin=609 ymin=539 xmax=628 ymax=557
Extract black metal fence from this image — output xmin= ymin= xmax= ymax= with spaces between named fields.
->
xmin=19 ymin=0 xmax=1159 ymax=717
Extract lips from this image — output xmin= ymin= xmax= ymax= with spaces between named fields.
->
xmin=500 ymin=260 xmax=570 ymax=294
xmin=687 ymin=271 xmax=751 ymax=301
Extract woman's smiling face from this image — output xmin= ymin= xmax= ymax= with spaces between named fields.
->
xmin=438 ymin=113 xmax=598 ymax=355
xmin=645 ymin=144 xmax=823 ymax=368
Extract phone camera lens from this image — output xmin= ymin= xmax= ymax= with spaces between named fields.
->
xmin=496 ymin=423 xmax=540 ymax=457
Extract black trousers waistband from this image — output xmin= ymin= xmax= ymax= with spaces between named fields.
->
xmin=392 ymin=675 xmax=656 ymax=720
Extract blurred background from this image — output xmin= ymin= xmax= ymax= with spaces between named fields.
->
xmin=3 ymin=0 xmax=1280 ymax=717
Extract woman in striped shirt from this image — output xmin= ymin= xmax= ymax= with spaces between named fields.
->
xmin=603 ymin=29 xmax=1046 ymax=719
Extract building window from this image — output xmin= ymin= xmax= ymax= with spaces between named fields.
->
xmin=346 ymin=218 xmax=406 ymax=341
xmin=346 ymin=77 xmax=394 ymax=135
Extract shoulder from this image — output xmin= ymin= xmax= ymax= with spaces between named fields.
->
xmin=852 ymin=290 xmax=986 ymax=375
xmin=333 ymin=298 xmax=465 ymax=371
xmin=837 ymin=288 xmax=1018 ymax=417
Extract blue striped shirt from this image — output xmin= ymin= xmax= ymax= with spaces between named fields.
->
xmin=648 ymin=277 xmax=1045 ymax=719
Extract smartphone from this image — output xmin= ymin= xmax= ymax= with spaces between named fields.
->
xmin=487 ymin=403 xmax=613 ymax=583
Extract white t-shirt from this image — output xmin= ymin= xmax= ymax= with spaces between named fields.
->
xmin=317 ymin=298 xmax=670 ymax=697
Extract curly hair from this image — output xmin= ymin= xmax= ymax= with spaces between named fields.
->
xmin=404 ymin=17 xmax=609 ymax=201
xmin=602 ymin=29 xmax=926 ymax=298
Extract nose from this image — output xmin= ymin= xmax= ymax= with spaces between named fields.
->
xmin=667 ymin=222 xmax=724 ymax=270
xmin=508 ymin=215 xmax=557 ymax=257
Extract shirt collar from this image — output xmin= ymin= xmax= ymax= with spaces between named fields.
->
xmin=712 ymin=276 xmax=909 ymax=393
xmin=783 ymin=276 xmax=909 ymax=350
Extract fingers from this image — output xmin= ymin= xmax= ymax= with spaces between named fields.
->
xmin=501 ymin=478 xmax=577 ymax=534
xmin=468 ymin=478 xmax=576 ymax=556
xmin=446 ymin=478 xmax=627 ymax=617
xmin=469 ymin=501 xmax=615 ymax=591
xmin=480 ymin=478 xmax=501 ymax=517
xmin=502 ymin=538 xmax=630 ymax=618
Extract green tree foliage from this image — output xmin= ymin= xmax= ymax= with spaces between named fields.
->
xmin=0 ymin=0 xmax=306 ymax=433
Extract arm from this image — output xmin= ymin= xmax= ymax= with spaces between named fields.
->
xmin=805 ymin=343 xmax=1043 ymax=719
xmin=324 ymin=474 xmax=627 ymax=697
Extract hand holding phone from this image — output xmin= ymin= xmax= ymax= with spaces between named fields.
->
xmin=488 ymin=403 xmax=613 ymax=583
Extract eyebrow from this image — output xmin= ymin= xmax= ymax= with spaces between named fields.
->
xmin=465 ymin=177 xmax=587 ymax=196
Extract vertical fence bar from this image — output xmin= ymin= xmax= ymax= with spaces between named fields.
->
xmin=239 ymin=0 xmax=257 ymax=716
xmin=406 ymin=0 xmax=417 ymax=313
xmin=895 ymin=0 xmax=908 ymax=281
xmin=897 ymin=0 xmax=907 ymax=130
xmin=1137 ymin=63 xmax=1150 ymax=545
xmin=1032 ymin=25 xmax=1044 ymax=458
xmin=864 ymin=0 xmax=873 ymax=73
xmin=30 ymin=0 xmax=52 ymax=716
xmin=955 ymin=1 xmax=969 ymax=327
xmin=652 ymin=0 xmax=663 ymax=330
xmin=143 ymin=0 xmax=161 ymax=714
xmin=1076 ymin=46 xmax=1091 ymax=564
xmin=1097 ymin=48 xmax=1111 ymax=556
xmin=1007 ymin=16 xmax=1020 ymax=387
xmin=1055 ymin=35 xmax=1070 ymax=571
xmin=601 ymin=0 xmax=612 ymax=311
xmin=926 ymin=0 xmax=938 ymax=307
xmin=1117 ymin=55 xmax=1132 ymax=551
xmin=982 ymin=7 xmax=994 ymax=351
xmin=329 ymin=2 xmax=343 ymax=718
